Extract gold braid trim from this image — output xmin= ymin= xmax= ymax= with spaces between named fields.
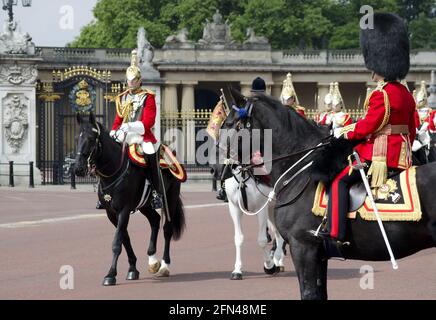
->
xmin=340 ymin=123 xmax=356 ymax=139
xmin=367 ymin=82 xmax=391 ymax=188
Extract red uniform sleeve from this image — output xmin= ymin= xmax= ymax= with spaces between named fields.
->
xmin=409 ymin=109 xmax=417 ymax=143
xmin=111 ymin=113 xmax=123 ymax=131
xmin=429 ymin=111 xmax=436 ymax=132
xmin=344 ymin=91 xmax=387 ymax=140
xmin=414 ymin=110 xmax=420 ymax=128
xmin=343 ymin=114 xmax=353 ymax=126
xmin=141 ymin=94 xmax=156 ymax=130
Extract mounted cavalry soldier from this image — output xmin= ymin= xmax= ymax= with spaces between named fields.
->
xmin=280 ymin=73 xmax=306 ymax=117
xmin=215 ymin=77 xmax=267 ymax=201
xmin=317 ymin=13 xmax=417 ymax=242
xmin=316 ymin=82 xmax=334 ymax=126
xmin=109 ymin=50 xmax=163 ymax=209
xmin=330 ymin=82 xmax=353 ymax=130
xmin=412 ymin=81 xmax=431 ymax=163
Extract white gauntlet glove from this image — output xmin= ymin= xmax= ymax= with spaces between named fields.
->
xmin=333 ymin=128 xmax=343 ymax=138
xmin=412 ymin=140 xmax=423 ymax=152
xmin=109 ymin=129 xmax=125 ymax=143
xmin=120 ymin=121 xmax=145 ymax=134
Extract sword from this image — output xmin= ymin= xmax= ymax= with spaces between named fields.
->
xmin=352 ymin=151 xmax=398 ymax=270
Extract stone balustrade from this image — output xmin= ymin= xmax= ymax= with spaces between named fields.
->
xmin=35 ymin=47 xmax=436 ymax=69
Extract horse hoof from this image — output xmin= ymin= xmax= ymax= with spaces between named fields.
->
xmin=278 ymin=266 xmax=285 ymax=272
xmin=102 ymin=277 xmax=116 ymax=286
xmin=155 ymin=267 xmax=170 ymax=277
xmin=264 ymin=265 xmax=279 ymax=275
xmin=148 ymin=261 xmax=161 ymax=274
xmin=126 ymin=270 xmax=140 ymax=280
xmin=230 ymin=272 xmax=243 ymax=280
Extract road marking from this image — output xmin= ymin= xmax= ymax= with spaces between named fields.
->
xmin=0 ymin=202 xmax=228 ymax=229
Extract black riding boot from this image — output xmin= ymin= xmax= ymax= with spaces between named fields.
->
xmin=147 ymin=151 xmax=163 ymax=209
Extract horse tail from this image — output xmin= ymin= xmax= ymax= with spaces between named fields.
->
xmin=171 ymin=195 xmax=186 ymax=241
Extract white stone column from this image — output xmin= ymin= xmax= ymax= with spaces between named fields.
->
xmin=0 ymin=58 xmax=42 ymax=186
xmin=271 ymin=83 xmax=282 ymax=101
xmin=265 ymin=82 xmax=273 ymax=95
xmin=162 ymin=82 xmax=181 ymax=158
xmin=163 ymin=83 xmax=178 ymax=113
xmin=317 ymin=82 xmax=330 ymax=110
xmin=181 ymin=82 xmax=197 ymax=165
xmin=240 ymin=82 xmax=252 ymax=97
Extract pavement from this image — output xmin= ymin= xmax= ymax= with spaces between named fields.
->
xmin=0 ymin=181 xmax=435 ymax=300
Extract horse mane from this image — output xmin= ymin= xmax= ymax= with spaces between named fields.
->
xmin=250 ymin=94 xmax=327 ymax=153
xmin=249 ymin=93 xmax=357 ymax=184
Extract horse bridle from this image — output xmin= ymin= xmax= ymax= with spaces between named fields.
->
xmin=225 ymin=96 xmax=331 ymax=214
xmin=77 ymin=123 xmax=126 ymax=179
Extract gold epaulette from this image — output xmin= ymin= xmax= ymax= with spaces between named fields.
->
xmin=296 ymin=105 xmax=305 ymax=111
xmin=143 ymin=88 xmax=155 ymax=96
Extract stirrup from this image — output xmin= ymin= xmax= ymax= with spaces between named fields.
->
xmin=310 ymin=216 xmax=328 ymax=238
xmin=151 ymin=191 xmax=163 ymax=209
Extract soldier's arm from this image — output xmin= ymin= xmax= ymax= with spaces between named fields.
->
xmin=409 ymin=108 xmax=417 ymax=143
xmin=141 ymin=93 xmax=157 ymax=131
xmin=341 ymin=90 xmax=387 ymax=140
xmin=111 ymin=113 xmax=123 ymax=131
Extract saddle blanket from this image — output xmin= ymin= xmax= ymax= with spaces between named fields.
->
xmin=312 ymin=166 xmax=422 ymax=222
xmin=128 ymin=143 xmax=187 ymax=182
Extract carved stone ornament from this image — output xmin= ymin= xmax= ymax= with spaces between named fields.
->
xmin=0 ymin=63 xmax=38 ymax=85
xmin=0 ymin=20 xmax=35 ymax=55
xmin=3 ymin=94 xmax=28 ymax=153
xmin=198 ymin=10 xmax=235 ymax=45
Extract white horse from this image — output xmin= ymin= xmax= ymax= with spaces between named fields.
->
xmin=225 ymin=166 xmax=285 ymax=280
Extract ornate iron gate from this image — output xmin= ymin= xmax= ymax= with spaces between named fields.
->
xmin=36 ymin=69 xmax=117 ymax=184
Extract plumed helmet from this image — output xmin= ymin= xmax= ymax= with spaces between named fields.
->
xmin=331 ymin=82 xmax=345 ymax=110
xmin=324 ymin=82 xmax=334 ymax=105
xmin=360 ymin=13 xmax=410 ymax=81
xmin=416 ymin=80 xmax=428 ymax=108
xmin=126 ymin=49 xmax=141 ymax=81
xmin=280 ymin=73 xmax=299 ymax=104
xmin=251 ymin=77 xmax=266 ymax=92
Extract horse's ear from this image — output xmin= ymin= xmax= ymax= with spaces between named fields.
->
xmin=76 ymin=112 xmax=82 ymax=125
xmin=229 ymin=86 xmax=246 ymax=107
xmin=89 ymin=112 xmax=96 ymax=125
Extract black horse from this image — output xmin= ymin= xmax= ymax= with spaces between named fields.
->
xmin=74 ymin=113 xmax=185 ymax=286
xmin=223 ymin=90 xmax=436 ymax=300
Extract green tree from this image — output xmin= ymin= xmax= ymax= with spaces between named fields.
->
xmin=70 ymin=0 xmax=434 ymax=50
xmin=409 ymin=13 xmax=436 ymax=49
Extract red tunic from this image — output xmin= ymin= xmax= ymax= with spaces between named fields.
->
xmin=112 ymin=91 xmax=157 ymax=144
xmin=428 ymin=110 xmax=436 ymax=133
xmin=294 ymin=106 xmax=306 ymax=117
xmin=342 ymin=82 xmax=416 ymax=169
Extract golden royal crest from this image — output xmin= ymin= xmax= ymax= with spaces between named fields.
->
xmin=69 ymin=80 xmax=96 ymax=113
xmin=75 ymin=80 xmax=92 ymax=107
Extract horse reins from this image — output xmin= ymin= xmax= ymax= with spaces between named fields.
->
xmin=83 ymin=123 xmax=127 ymax=179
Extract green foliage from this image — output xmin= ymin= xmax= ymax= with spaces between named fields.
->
xmin=70 ymin=0 xmax=436 ymax=50
xmin=409 ymin=13 xmax=436 ymax=49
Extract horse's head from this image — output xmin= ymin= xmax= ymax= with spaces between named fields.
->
xmin=220 ymin=88 xmax=284 ymax=165
xmin=74 ymin=112 xmax=101 ymax=177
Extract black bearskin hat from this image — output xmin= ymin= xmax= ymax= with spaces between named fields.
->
xmin=360 ymin=13 xmax=410 ymax=81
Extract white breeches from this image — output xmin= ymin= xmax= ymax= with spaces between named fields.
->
xmin=142 ymin=141 xmax=158 ymax=155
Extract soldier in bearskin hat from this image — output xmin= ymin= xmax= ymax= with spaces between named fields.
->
xmin=317 ymin=13 xmax=417 ymax=242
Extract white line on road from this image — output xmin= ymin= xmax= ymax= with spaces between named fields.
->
xmin=0 ymin=202 xmax=228 ymax=229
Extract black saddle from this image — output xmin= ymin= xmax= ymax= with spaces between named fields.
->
xmin=347 ymin=169 xmax=403 ymax=212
